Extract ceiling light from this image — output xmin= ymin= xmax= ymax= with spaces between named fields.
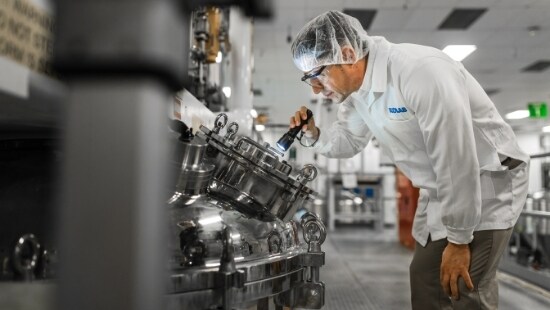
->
xmin=505 ymin=110 xmax=530 ymax=120
xmin=442 ymin=45 xmax=477 ymax=61
xmin=543 ymin=126 xmax=550 ymax=133
xmin=255 ymin=124 xmax=265 ymax=132
xmin=222 ymin=86 xmax=231 ymax=98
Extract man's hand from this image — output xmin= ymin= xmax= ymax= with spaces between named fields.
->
xmin=290 ymin=106 xmax=318 ymax=139
xmin=440 ymin=242 xmax=474 ymax=300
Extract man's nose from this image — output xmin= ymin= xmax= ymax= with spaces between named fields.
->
xmin=312 ymin=85 xmax=323 ymax=94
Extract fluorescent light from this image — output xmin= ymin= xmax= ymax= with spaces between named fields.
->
xmin=442 ymin=45 xmax=477 ymax=61
xmin=250 ymin=109 xmax=258 ymax=118
xmin=543 ymin=126 xmax=550 ymax=133
xmin=505 ymin=110 xmax=530 ymax=120
xmin=255 ymin=124 xmax=265 ymax=131
xmin=215 ymin=51 xmax=222 ymax=63
xmin=222 ymin=86 xmax=231 ymax=98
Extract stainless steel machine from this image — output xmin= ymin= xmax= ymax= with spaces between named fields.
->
xmin=167 ymin=114 xmax=327 ymax=309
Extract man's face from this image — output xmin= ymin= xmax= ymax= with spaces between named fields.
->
xmin=302 ymin=64 xmax=355 ymax=103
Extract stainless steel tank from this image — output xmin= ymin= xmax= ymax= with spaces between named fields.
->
xmin=167 ymin=114 xmax=327 ymax=309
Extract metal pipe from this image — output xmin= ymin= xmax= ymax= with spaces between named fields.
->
xmin=520 ymin=210 xmax=550 ymax=219
xmin=530 ymin=152 xmax=550 ymax=159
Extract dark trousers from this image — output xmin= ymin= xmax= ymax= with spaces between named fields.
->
xmin=410 ymin=228 xmax=513 ymax=310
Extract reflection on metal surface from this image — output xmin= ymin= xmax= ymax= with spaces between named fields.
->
xmin=198 ymin=215 xmax=223 ymax=226
xmin=167 ymin=114 xmax=326 ymax=309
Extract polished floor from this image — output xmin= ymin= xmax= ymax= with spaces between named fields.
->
xmin=319 ymin=226 xmax=550 ymax=310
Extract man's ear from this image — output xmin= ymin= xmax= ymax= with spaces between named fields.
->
xmin=341 ymin=46 xmax=357 ymax=63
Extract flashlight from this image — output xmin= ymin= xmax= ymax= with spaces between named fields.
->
xmin=276 ymin=109 xmax=313 ymax=152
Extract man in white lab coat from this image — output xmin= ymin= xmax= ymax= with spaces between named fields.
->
xmin=290 ymin=11 xmax=530 ymax=310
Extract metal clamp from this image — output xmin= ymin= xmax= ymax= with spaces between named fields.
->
xmin=267 ymin=230 xmax=283 ymax=254
xmin=302 ymin=219 xmax=327 ymax=249
xmin=283 ymin=165 xmax=318 ymax=204
xmin=224 ymin=122 xmax=239 ymax=142
xmin=298 ymin=164 xmax=318 ymax=184
xmin=276 ymin=213 xmax=326 ymax=309
xmin=213 ymin=113 xmax=228 ymax=134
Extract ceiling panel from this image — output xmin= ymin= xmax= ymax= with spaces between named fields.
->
xmin=423 ymin=30 xmax=493 ymax=47
xmin=277 ymin=0 xmax=305 ymax=8
xmin=343 ymin=0 xmax=382 ymax=7
xmin=531 ymin=0 xmax=550 ymax=7
xmin=471 ymin=8 xmax=526 ymax=30
xmin=456 ymin=0 xmax=499 ymax=7
xmin=369 ymin=9 xmax=413 ymax=31
xmin=378 ymin=0 xmax=422 ymax=9
xmin=305 ymin=6 xmax=346 ymax=21
xmin=374 ymin=31 xmax=436 ymax=45
xmin=481 ymin=30 xmax=523 ymax=46
xmin=417 ymin=0 xmax=460 ymax=8
xmin=404 ymin=8 xmax=450 ymax=30
xmin=438 ymin=8 xmax=488 ymax=30
xmin=497 ymin=0 xmax=540 ymax=8
xmin=506 ymin=7 xmax=550 ymax=28
xmin=305 ymin=0 xmax=344 ymax=6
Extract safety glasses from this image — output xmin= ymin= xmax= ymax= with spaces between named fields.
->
xmin=301 ymin=66 xmax=327 ymax=86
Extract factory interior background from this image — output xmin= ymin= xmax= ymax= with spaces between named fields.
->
xmin=1 ymin=0 xmax=550 ymax=309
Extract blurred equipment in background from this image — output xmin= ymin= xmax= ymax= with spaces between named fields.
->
xmin=328 ymin=174 xmax=384 ymax=231
xmin=501 ymin=152 xmax=550 ymax=291
xmin=188 ymin=6 xmax=229 ymax=111
xmin=167 ymin=113 xmax=326 ymax=309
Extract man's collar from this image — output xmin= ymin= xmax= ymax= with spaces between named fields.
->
xmin=358 ymin=37 xmax=390 ymax=94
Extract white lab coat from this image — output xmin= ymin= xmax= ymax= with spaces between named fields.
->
xmin=307 ymin=37 xmax=530 ymax=246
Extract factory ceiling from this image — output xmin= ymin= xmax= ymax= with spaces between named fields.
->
xmin=251 ymin=0 xmax=550 ymax=133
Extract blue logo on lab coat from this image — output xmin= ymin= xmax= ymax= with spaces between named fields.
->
xmin=388 ymin=107 xmax=408 ymax=113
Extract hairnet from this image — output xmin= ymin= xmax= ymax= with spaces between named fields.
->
xmin=291 ymin=11 xmax=370 ymax=72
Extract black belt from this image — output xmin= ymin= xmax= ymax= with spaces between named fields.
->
xmin=500 ymin=157 xmax=523 ymax=170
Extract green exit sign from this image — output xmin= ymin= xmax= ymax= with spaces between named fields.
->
xmin=528 ymin=102 xmax=548 ymax=118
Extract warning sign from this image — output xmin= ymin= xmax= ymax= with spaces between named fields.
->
xmin=0 ymin=0 xmax=54 ymax=75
